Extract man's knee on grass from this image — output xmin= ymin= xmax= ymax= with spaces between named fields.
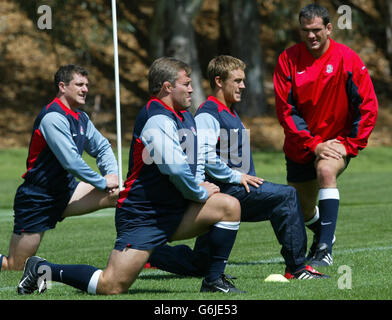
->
xmin=96 ymin=248 xmax=150 ymax=295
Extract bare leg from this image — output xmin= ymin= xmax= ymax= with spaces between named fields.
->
xmin=3 ymin=182 xmax=117 ymax=271
xmin=62 ymin=181 xmax=118 ymax=218
xmin=96 ymin=248 xmax=151 ymax=295
xmin=170 ymin=193 xmax=240 ymax=241
xmin=288 ymin=179 xmax=319 ymax=222
xmin=313 ymin=156 xmax=346 ymax=254
xmin=96 ymin=193 xmax=240 ymax=295
xmin=3 ymin=232 xmax=44 ymax=271
xmin=315 ymin=157 xmax=346 ymax=188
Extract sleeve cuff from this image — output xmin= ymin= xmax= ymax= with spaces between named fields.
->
xmin=304 ymin=135 xmax=324 ymax=153
xmin=230 ymin=170 xmax=243 ymax=184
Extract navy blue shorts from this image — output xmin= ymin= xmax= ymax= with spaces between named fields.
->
xmin=114 ymin=204 xmax=189 ymax=251
xmin=285 ymin=156 xmax=351 ymax=183
xmin=13 ymin=180 xmax=78 ymax=234
xmin=167 ymin=180 xmax=308 ymax=268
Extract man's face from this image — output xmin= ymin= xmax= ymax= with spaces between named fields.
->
xmin=300 ymin=16 xmax=332 ymax=57
xmin=61 ymin=73 xmax=89 ymax=107
xmin=220 ymin=68 xmax=246 ymax=105
xmin=171 ymin=69 xmax=193 ymax=110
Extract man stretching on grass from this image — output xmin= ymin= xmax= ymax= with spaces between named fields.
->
xmin=0 ymin=65 xmax=119 ymax=272
xmin=147 ymin=55 xmax=329 ymax=280
xmin=17 ymin=57 xmax=245 ymax=295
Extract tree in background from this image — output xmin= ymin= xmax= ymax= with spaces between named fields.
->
xmin=219 ymin=0 xmax=267 ymax=116
xmin=150 ymin=0 xmax=205 ymax=113
xmin=2 ymin=0 xmax=392 ymax=134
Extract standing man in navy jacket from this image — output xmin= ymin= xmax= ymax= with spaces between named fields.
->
xmin=0 ymin=65 xmax=119 ymax=271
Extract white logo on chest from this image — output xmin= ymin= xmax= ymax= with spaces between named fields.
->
xmin=326 ymin=64 xmax=333 ymax=73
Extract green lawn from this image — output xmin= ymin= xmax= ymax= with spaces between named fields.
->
xmin=0 ymin=147 xmax=391 ymax=302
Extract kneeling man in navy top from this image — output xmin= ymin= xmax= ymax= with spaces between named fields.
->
xmin=148 ymin=55 xmax=329 ymax=280
xmin=17 ymin=57 xmax=245 ymax=295
xmin=0 ymin=65 xmax=119 ymax=272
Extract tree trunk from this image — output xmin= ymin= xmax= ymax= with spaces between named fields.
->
xmin=149 ymin=0 xmax=166 ymax=60
xmin=385 ymin=0 xmax=392 ymax=75
xmin=149 ymin=0 xmax=205 ymax=113
xmin=219 ymin=0 xmax=267 ymax=116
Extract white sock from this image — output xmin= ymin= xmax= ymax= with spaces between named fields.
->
xmin=213 ymin=221 xmax=240 ymax=230
xmin=305 ymin=206 xmax=319 ymax=226
xmin=87 ymin=269 xmax=103 ymax=294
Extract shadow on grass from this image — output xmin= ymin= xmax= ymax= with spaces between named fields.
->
xmin=139 ymin=273 xmax=196 ymax=280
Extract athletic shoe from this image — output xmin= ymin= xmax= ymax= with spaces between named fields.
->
xmin=200 ymin=274 xmax=246 ymax=293
xmin=309 ymin=243 xmax=333 ymax=267
xmin=223 ymin=273 xmax=237 ymax=280
xmin=306 ymin=235 xmax=336 ymax=261
xmin=284 ymin=265 xmax=330 ymax=279
xmin=17 ymin=256 xmax=47 ymax=295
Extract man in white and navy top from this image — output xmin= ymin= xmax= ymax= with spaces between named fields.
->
xmin=148 ymin=55 xmax=330 ymax=280
xmin=17 ymin=57 xmax=245 ymax=295
xmin=1 ymin=65 xmax=119 ymax=272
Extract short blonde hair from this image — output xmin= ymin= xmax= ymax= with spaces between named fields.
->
xmin=207 ymin=55 xmax=246 ymax=89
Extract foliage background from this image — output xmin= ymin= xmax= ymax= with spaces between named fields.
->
xmin=0 ymin=1 xmax=391 ymax=301
xmin=0 ymin=0 xmax=391 ymax=149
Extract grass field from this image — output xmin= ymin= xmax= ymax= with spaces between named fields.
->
xmin=0 ymin=147 xmax=391 ymax=303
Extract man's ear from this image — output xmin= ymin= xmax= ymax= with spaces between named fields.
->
xmin=162 ymin=81 xmax=172 ymax=93
xmin=58 ymin=81 xmax=66 ymax=94
xmin=326 ymin=22 xmax=333 ymax=36
xmin=215 ymin=76 xmax=223 ymax=88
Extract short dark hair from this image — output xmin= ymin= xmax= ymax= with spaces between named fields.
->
xmin=299 ymin=4 xmax=330 ymax=26
xmin=54 ymin=64 xmax=88 ymax=92
xmin=148 ymin=57 xmax=191 ymax=95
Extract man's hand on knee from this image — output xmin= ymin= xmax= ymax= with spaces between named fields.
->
xmin=315 ymin=139 xmax=346 ymax=161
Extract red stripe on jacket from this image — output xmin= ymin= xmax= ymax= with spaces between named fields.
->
xmin=117 ymin=138 xmax=145 ymax=208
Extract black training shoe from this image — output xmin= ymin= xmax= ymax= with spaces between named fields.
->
xmin=17 ymin=256 xmax=47 ymax=295
xmin=306 ymin=235 xmax=336 ymax=261
xmin=223 ymin=273 xmax=237 ymax=280
xmin=284 ymin=265 xmax=330 ymax=279
xmin=309 ymin=243 xmax=333 ymax=267
xmin=200 ymin=274 xmax=246 ymax=293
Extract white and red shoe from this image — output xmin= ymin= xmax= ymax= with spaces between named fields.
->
xmin=284 ymin=265 xmax=330 ymax=279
